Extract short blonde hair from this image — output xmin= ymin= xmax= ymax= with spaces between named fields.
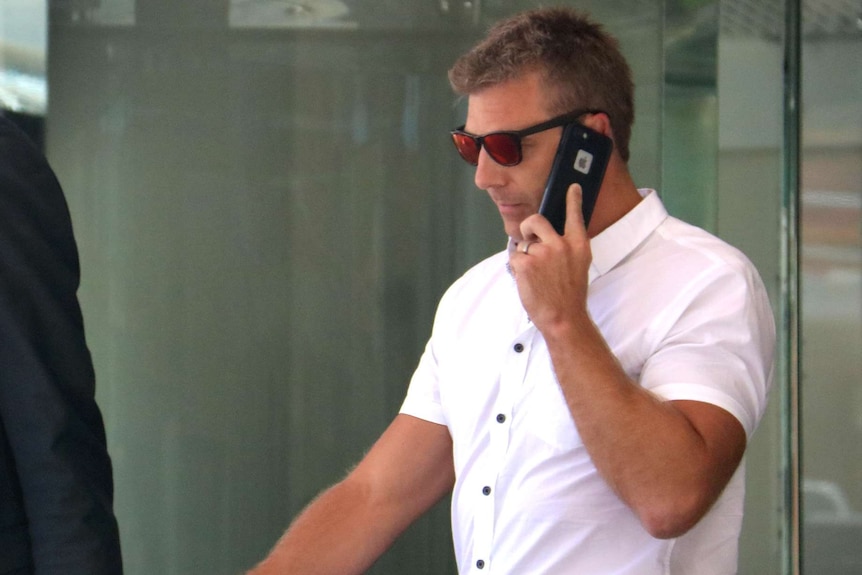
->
xmin=449 ymin=7 xmax=635 ymax=162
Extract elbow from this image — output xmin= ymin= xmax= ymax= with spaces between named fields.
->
xmin=636 ymin=491 xmax=712 ymax=540
xmin=641 ymin=512 xmax=698 ymax=540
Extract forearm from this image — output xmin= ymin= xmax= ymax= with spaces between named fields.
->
xmin=248 ymin=479 xmax=403 ymax=575
xmin=248 ymin=415 xmax=454 ymax=575
xmin=544 ymin=315 xmax=744 ymax=538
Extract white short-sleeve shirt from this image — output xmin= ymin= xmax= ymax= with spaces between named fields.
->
xmin=400 ymin=189 xmax=775 ymax=574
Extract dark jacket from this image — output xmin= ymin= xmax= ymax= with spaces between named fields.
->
xmin=0 ymin=115 xmax=123 ymax=574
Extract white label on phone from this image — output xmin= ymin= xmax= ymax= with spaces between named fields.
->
xmin=574 ymin=149 xmax=594 ymax=174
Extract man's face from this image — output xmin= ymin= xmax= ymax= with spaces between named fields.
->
xmin=463 ymin=72 xmax=562 ymax=241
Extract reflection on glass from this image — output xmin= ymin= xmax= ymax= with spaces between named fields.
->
xmin=800 ymin=2 xmax=862 ymax=574
xmin=0 ymin=0 xmax=46 ymax=114
xmin=230 ymin=0 xmax=354 ymax=29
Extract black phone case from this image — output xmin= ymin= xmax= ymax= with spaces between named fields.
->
xmin=538 ymin=122 xmax=613 ymax=234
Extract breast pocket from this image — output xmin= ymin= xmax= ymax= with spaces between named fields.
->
xmin=517 ymin=366 xmax=582 ymax=452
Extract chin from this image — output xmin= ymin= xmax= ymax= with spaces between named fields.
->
xmin=501 ymin=219 xmax=525 ymax=241
xmin=502 ymin=224 xmax=520 ymax=240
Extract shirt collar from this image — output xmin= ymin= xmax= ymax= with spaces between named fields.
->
xmin=504 ymin=189 xmax=668 ymax=282
xmin=588 ymin=189 xmax=667 ymax=282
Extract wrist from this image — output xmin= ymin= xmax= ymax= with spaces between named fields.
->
xmin=540 ymin=308 xmax=595 ymax=347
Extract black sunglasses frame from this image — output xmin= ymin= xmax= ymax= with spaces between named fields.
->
xmin=450 ymin=108 xmax=605 ymax=167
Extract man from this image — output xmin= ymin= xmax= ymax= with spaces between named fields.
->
xmin=0 ymin=114 xmax=123 ymax=574
xmin=249 ymin=7 xmax=774 ymax=574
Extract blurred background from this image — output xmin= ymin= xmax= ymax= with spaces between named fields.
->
xmin=1 ymin=0 xmax=859 ymax=573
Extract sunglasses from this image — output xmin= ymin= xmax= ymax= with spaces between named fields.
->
xmin=450 ymin=109 xmax=604 ymax=167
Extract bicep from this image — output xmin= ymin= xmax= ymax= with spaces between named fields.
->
xmin=349 ymin=414 xmax=454 ymax=529
xmin=672 ymin=400 xmax=746 ymax=489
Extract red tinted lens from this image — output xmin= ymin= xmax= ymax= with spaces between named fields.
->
xmin=452 ymin=133 xmax=481 ymax=165
xmin=482 ymin=133 xmax=521 ymax=166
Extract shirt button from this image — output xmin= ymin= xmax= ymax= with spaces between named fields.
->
xmin=496 ymin=413 xmax=506 ymax=423
xmin=513 ymin=343 xmax=524 ymax=353
xmin=482 ymin=486 xmax=491 ymax=496
xmin=476 ymin=559 xmax=486 ymax=569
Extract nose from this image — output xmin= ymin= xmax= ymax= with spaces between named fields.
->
xmin=473 ymin=148 xmax=506 ymax=191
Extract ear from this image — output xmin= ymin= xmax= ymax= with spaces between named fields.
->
xmin=581 ymin=111 xmax=614 ymax=140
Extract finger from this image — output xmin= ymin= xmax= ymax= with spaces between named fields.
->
xmin=564 ymin=183 xmax=587 ymax=239
xmin=519 ymin=212 xmax=556 ymax=245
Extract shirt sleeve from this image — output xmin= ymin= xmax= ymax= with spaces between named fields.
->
xmin=399 ymin=338 xmax=448 ymax=426
xmin=398 ymin=264 xmax=484 ymax=428
xmin=640 ymin=258 xmax=775 ymax=438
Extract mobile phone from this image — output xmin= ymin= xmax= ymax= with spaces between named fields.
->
xmin=538 ymin=122 xmax=612 ymax=234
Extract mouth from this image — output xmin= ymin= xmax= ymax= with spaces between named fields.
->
xmin=494 ymin=198 xmax=534 ymax=218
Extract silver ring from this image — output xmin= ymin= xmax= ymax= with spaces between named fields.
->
xmin=521 ymin=241 xmax=532 ymax=255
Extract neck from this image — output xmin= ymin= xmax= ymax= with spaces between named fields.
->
xmin=586 ymin=153 xmax=642 ymax=238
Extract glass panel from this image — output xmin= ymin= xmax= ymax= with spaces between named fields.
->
xmin=0 ymin=0 xmax=46 ymax=116
xmin=663 ymin=0 xmax=794 ymax=571
xmin=799 ymin=2 xmax=862 ymax=573
xmin=46 ymin=2 xmax=663 ymax=574
xmin=0 ymin=0 xmax=47 ymax=148
xmin=661 ymin=0 xmax=719 ymax=231
xmin=714 ymin=1 xmax=787 ymax=573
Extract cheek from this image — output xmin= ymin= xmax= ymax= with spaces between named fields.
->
xmin=522 ymin=165 xmax=552 ymax=208
xmin=523 ymin=144 xmax=555 ymax=189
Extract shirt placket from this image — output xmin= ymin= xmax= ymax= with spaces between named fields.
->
xmin=470 ymin=318 xmax=536 ymax=573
